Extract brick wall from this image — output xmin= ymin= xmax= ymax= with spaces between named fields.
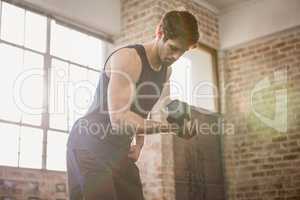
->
xmin=220 ymin=26 xmax=300 ymax=200
xmin=0 ymin=166 xmax=68 ymax=200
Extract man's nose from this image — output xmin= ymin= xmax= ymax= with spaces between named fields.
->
xmin=172 ymin=52 xmax=182 ymax=60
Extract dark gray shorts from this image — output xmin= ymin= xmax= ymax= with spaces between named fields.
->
xmin=66 ymin=147 xmax=144 ymax=200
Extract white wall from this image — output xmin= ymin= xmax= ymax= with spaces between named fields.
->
xmin=220 ymin=0 xmax=300 ymax=49
xmin=21 ymin=0 xmax=121 ymax=37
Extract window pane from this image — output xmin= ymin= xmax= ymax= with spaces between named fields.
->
xmin=50 ymin=20 xmax=106 ymax=70
xmin=185 ymin=49 xmax=216 ymax=111
xmin=1 ymin=2 xmax=25 ymax=45
xmin=87 ymin=70 xmax=100 ymax=90
xmin=20 ymin=51 xmax=44 ymax=125
xmin=47 ymin=131 xmax=68 ymax=171
xmin=50 ymin=20 xmax=71 ymax=60
xmin=0 ymin=44 xmax=23 ymax=122
xmin=0 ymin=44 xmax=44 ymax=124
xmin=49 ymin=59 xmax=69 ymax=131
xmin=68 ymin=65 xmax=91 ymax=127
xmin=0 ymin=123 xmax=19 ymax=167
xmin=88 ymin=37 xmax=106 ymax=70
xmin=170 ymin=49 xmax=216 ymax=112
xmin=19 ymin=126 xmax=43 ymax=169
xmin=68 ymin=29 xmax=90 ymax=66
xmin=24 ymin=10 xmax=47 ymax=52
xmin=49 ymin=60 xmax=99 ymax=131
xmin=86 ymin=69 xmax=100 ymax=114
xmin=170 ymin=57 xmax=191 ymax=103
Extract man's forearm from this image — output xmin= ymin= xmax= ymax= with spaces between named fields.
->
xmin=111 ymin=110 xmax=178 ymax=136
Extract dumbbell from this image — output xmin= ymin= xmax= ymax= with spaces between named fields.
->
xmin=164 ymin=99 xmax=194 ymax=139
xmin=123 ymin=100 xmax=194 ymax=138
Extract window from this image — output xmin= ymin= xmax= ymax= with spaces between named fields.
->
xmin=1 ymin=2 xmax=47 ymax=52
xmin=0 ymin=123 xmax=19 ymax=167
xmin=47 ymin=130 xmax=68 ymax=171
xmin=49 ymin=59 xmax=99 ymax=131
xmin=0 ymin=44 xmax=23 ymax=122
xmin=51 ymin=21 xmax=106 ymax=70
xmin=49 ymin=59 xmax=69 ymax=131
xmin=0 ymin=1 xmax=109 ymax=170
xmin=24 ymin=11 xmax=47 ymax=52
xmin=170 ymin=57 xmax=191 ymax=103
xmin=170 ymin=47 xmax=219 ymax=112
xmin=19 ymin=126 xmax=43 ymax=169
xmin=1 ymin=2 xmax=25 ymax=46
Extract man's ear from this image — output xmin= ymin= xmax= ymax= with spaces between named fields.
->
xmin=155 ymin=24 xmax=164 ymax=39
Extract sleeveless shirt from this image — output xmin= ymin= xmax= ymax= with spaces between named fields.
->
xmin=67 ymin=44 xmax=168 ymax=159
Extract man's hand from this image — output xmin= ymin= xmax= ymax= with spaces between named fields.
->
xmin=179 ymin=119 xmax=195 ymax=139
xmin=128 ymin=145 xmax=142 ymax=162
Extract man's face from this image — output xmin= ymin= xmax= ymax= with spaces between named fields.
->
xmin=158 ymin=38 xmax=192 ymax=66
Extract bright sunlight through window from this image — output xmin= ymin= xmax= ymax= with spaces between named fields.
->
xmin=0 ymin=1 xmax=109 ymax=170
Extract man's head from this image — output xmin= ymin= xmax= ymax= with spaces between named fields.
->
xmin=156 ymin=10 xmax=199 ymax=66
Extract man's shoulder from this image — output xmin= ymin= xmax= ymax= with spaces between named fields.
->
xmin=108 ymin=46 xmax=142 ymax=82
xmin=110 ymin=46 xmax=141 ymax=68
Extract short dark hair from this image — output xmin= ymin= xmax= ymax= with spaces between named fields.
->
xmin=161 ymin=10 xmax=199 ymax=45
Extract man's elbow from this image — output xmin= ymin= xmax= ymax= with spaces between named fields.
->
xmin=109 ymin=111 xmax=128 ymax=129
xmin=109 ymin=111 xmax=137 ymax=136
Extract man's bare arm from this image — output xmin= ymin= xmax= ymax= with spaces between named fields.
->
xmin=107 ymin=48 xmax=176 ymax=136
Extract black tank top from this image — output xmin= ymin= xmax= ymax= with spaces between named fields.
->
xmin=77 ymin=44 xmax=168 ymax=149
xmin=85 ymin=44 xmax=167 ymax=119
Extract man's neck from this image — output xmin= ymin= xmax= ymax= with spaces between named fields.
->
xmin=143 ymin=40 xmax=162 ymax=71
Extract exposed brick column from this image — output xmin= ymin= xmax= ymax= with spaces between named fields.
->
xmin=114 ymin=1 xmax=220 ymax=199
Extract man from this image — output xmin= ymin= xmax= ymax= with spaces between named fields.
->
xmin=66 ymin=10 xmax=199 ymax=200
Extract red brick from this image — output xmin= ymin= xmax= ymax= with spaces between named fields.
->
xmin=234 ymin=48 xmax=247 ymax=54
xmin=229 ymin=55 xmax=240 ymax=61
xmin=266 ymin=143 xmax=280 ymax=150
xmin=272 ymin=54 xmax=286 ymax=61
xmin=272 ymin=136 xmax=287 ymax=142
xmin=287 ymin=38 xmax=300 ymax=44
xmin=257 ymin=46 xmax=271 ymax=53
xmin=282 ymin=141 xmax=298 ymax=148
xmin=268 ymin=156 xmax=282 ymax=163
xmin=264 ymin=50 xmax=278 ymax=57
xmin=272 ymin=42 xmax=286 ymax=49
xmin=281 ymin=46 xmax=295 ymax=52
xmin=290 ymin=147 xmax=300 ymax=153
xmin=283 ymin=154 xmax=299 ymax=160
xmin=252 ymin=171 xmax=265 ymax=177
xmin=274 ymin=148 xmax=289 ymax=155
xmin=242 ymin=51 xmax=255 ymax=58
xmin=261 ymin=164 xmax=274 ymax=170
